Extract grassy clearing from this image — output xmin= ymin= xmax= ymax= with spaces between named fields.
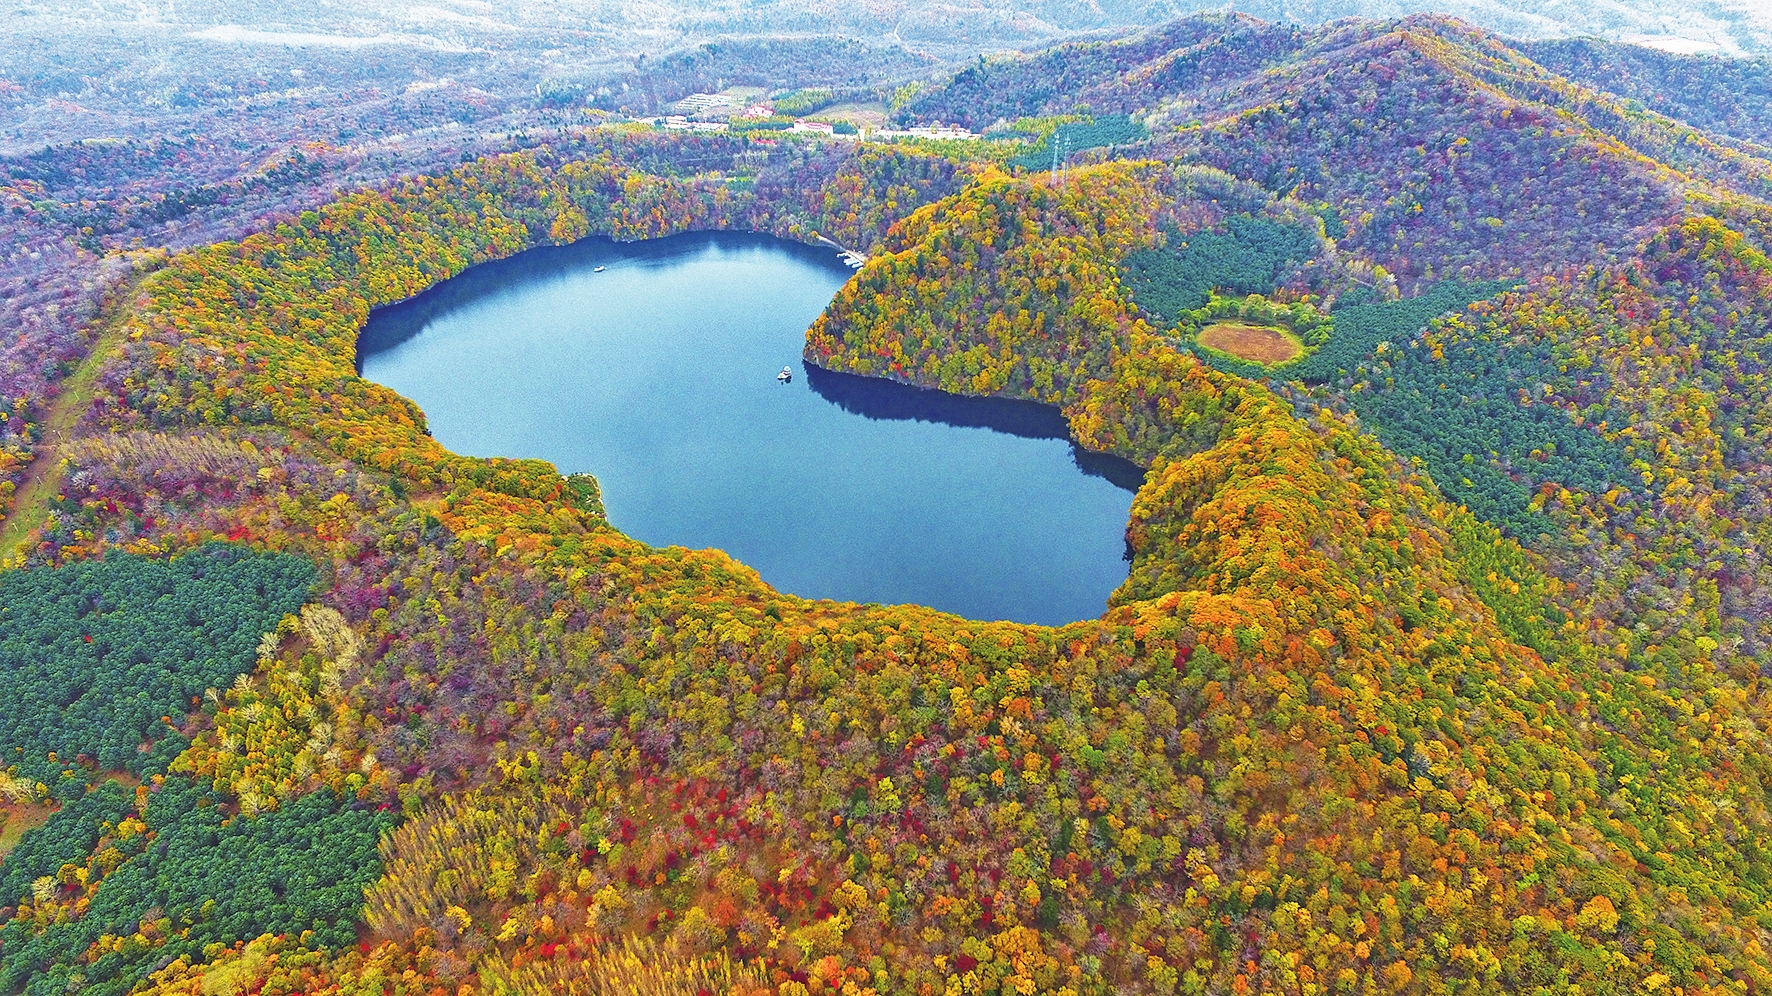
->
xmin=815 ymin=102 xmax=887 ymax=129
xmin=0 ymin=770 xmax=141 ymax=859
xmin=1195 ymin=321 xmax=1304 ymax=366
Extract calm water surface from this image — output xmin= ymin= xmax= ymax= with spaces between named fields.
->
xmin=359 ymin=233 xmax=1141 ymax=625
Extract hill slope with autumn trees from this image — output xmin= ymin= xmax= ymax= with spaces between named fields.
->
xmin=4 ymin=11 xmax=1772 ymax=996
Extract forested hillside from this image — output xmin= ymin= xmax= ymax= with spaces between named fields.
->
xmin=4 ymin=11 xmax=1772 ymax=996
xmin=1520 ymin=38 xmax=1772 ymax=147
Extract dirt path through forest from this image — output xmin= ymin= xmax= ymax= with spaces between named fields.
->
xmin=0 ymin=306 xmax=133 ymax=561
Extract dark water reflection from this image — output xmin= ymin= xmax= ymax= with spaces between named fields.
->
xmin=801 ymin=365 xmax=1147 ymax=492
xmin=358 ymin=232 xmax=1141 ymax=626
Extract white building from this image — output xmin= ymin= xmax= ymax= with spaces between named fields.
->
xmin=659 ymin=116 xmax=729 ymax=133
xmin=873 ymin=122 xmax=981 ymax=141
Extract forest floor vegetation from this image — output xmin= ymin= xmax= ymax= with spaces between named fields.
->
xmin=0 ymin=803 xmax=50 ymax=862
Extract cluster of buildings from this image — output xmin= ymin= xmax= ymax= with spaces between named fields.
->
xmin=656 ymin=93 xmax=980 ymax=142
xmin=674 ymin=93 xmax=734 ymax=114
xmin=656 ymin=116 xmax=839 ymax=135
xmin=870 ymin=123 xmax=980 ymax=141
xmin=658 ymin=116 xmax=728 ymax=133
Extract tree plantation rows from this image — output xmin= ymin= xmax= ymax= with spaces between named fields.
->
xmin=0 ymin=547 xmax=314 ymax=789
xmin=1122 ymin=215 xmax=1319 ymax=323
xmin=2 ymin=780 xmax=392 ymax=996
xmin=0 ymin=549 xmax=394 ymax=994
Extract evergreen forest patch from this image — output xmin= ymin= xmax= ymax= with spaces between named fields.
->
xmin=0 ymin=547 xmax=394 ymax=996
xmin=0 ymin=546 xmax=316 ymax=789
xmin=1122 ymin=214 xmax=1318 ymax=321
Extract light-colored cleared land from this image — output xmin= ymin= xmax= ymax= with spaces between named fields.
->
xmin=814 ymin=102 xmax=888 ymax=130
xmin=1196 ymin=322 xmax=1304 ymax=366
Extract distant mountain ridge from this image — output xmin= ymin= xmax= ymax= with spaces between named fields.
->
xmin=897 ymin=11 xmax=1772 ymax=291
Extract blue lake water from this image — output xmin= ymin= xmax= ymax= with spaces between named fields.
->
xmin=358 ymin=232 xmax=1141 ymax=625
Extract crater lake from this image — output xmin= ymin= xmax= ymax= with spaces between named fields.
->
xmin=358 ymin=232 xmax=1141 ymax=625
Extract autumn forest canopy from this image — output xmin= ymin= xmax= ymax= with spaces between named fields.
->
xmin=4 ymin=9 xmax=1772 ymax=996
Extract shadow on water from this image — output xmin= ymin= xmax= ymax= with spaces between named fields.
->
xmin=354 ymin=229 xmax=1142 ymax=622
xmin=803 ymin=363 xmax=1148 ymax=493
xmin=356 ymin=230 xmax=1150 ymax=498
xmin=357 ymin=232 xmax=842 ymax=369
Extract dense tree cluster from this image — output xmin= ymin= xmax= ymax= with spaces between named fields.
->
xmin=773 ymin=90 xmax=843 ymax=117
xmin=1008 ymin=115 xmax=1149 ymax=171
xmin=1122 ymin=214 xmax=1320 ymax=322
xmin=808 ymin=162 xmax=1163 ymax=402
xmin=894 ymin=16 xmax=1303 ymax=130
xmin=1521 ymin=38 xmax=1772 ymax=147
xmin=1166 ymin=30 xmax=1679 ymax=290
xmin=1339 ymin=218 xmax=1772 ymax=661
xmin=1282 ymin=280 xmax=1507 ymax=382
xmin=0 ymin=780 xmax=134 ymax=910
xmin=0 ymin=546 xmax=314 ymax=787
xmin=0 ymin=550 xmax=388 ymax=995
xmin=1 ymin=778 xmax=394 ymax=996
xmin=751 ymin=144 xmax=974 ymax=251
xmin=1328 ymin=296 xmax=1638 ymax=538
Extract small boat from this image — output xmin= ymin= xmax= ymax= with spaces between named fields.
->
xmin=593 ymin=265 xmax=607 ymax=273
xmin=777 ymin=366 xmax=793 ymax=383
